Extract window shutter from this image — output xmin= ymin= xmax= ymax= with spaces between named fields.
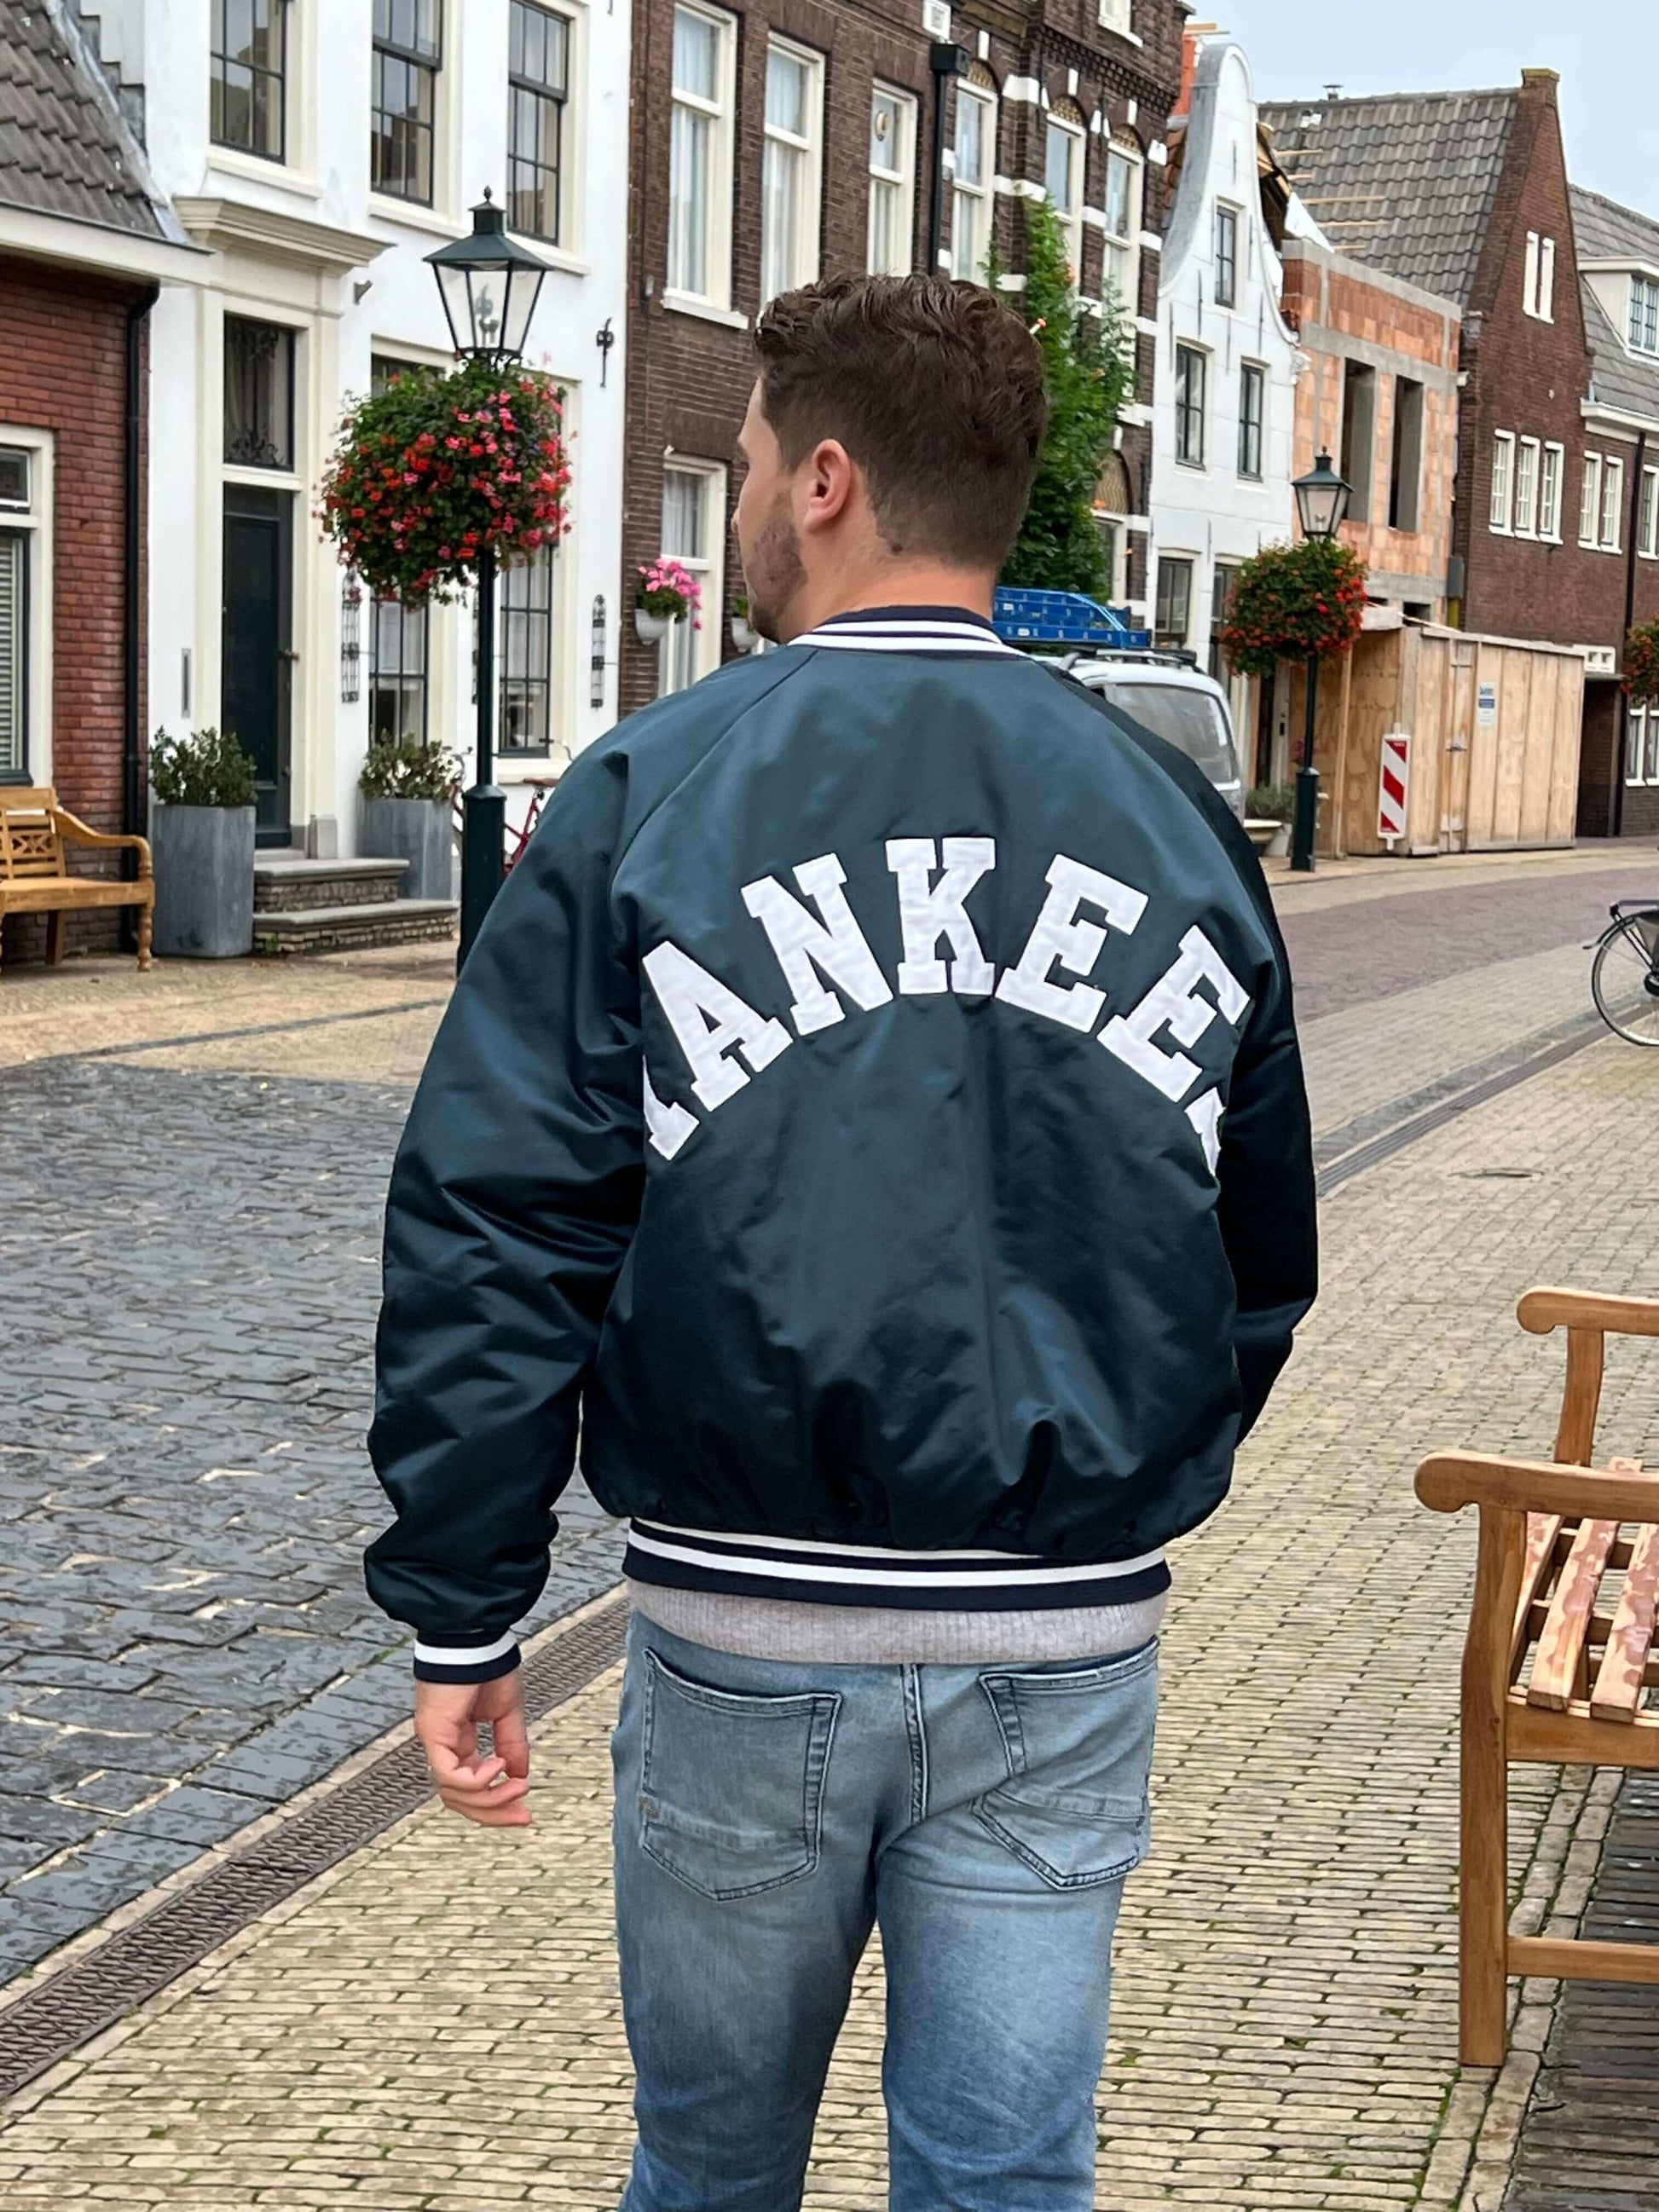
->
xmin=0 ymin=532 xmax=24 ymax=777
xmin=1523 ymin=231 xmax=1539 ymax=315
xmin=1538 ymin=236 xmax=1556 ymax=321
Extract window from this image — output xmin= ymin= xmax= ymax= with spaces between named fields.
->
xmin=1044 ymin=117 xmax=1084 ymax=278
xmin=951 ymin=81 xmax=995 ymax=281
xmin=0 ymin=528 xmax=26 ymax=780
xmin=1102 ymin=142 xmax=1141 ymax=307
xmin=1389 ymin=377 xmax=1424 ymax=532
xmin=1581 ymin=451 xmax=1603 ymax=546
xmin=1514 ymin=436 xmax=1540 ymax=538
xmin=868 ymin=85 xmax=916 ymax=275
xmin=1539 ymin=442 xmax=1564 ymax=540
xmin=507 ymin=0 xmax=569 ymax=244
xmin=500 ymin=550 xmax=556 ymax=753
xmin=1340 ymin=361 xmax=1376 ymax=523
xmin=668 ymin=4 xmax=734 ymax=304
xmin=1174 ymin=345 xmax=1206 ymax=466
xmin=368 ymin=357 xmax=429 ymax=750
xmin=1630 ymin=276 xmax=1659 ymax=356
xmin=1627 ymin=702 xmax=1659 ymax=786
xmin=1522 ymin=230 xmax=1556 ymax=321
xmin=1098 ymin=0 xmax=1132 ymax=30
xmin=1488 ymin=431 xmax=1515 ymax=533
xmin=1210 ymin=562 xmax=1239 ymax=682
xmin=658 ymin=463 xmax=724 ymax=696
xmin=761 ymin=38 xmax=824 ymax=303
xmin=1601 ymin=457 xmax=1625 ymax=552
xmin=1641 ymin=466 xmax=1659 ymax=557
xmin=1153 ymin=556 xmax=1194 ymax=650
xmin=211 ymin=0 xmax=288 ymax=162
xmin=0 ymin=438 xmax=47 ymax=783
xmin=372 ymin=0 xmax=442 ymax=205
xmin=1237 ymin=361 xmax=1264 ymax=479
xmin=1214 ymin=205 xmax=1239 ymax=308
xmin=223 ymin=317 xmax=295 ymax=469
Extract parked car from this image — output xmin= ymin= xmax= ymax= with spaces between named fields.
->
xmin=1066 ymin=653 xmax=1246 ymax=820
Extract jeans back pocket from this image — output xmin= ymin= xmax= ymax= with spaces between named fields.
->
xmin=974 ymin=1643 xmax=1159 ymax=1890
xmin=639 ymin=1649 xmax=841 ymax=1901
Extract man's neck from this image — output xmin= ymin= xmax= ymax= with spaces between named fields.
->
xmin=779 ymin=566 xmax=995 ymax=641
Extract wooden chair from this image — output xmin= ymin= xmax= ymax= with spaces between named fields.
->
xmin=0 ymin=787 xmax=153 ymax=977
xmin=1416 ymin=1285 xmax=1659 ymax=2065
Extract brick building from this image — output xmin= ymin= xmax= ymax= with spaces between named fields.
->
xmin=620 ymin=0 xmax=1187 ymax=713
xmin=1263 ymin=72 xmax=1646 ymax=838
xmin=0 ymin=0 xmax=201 ymax=964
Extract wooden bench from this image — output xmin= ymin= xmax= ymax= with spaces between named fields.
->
xmin=0 ymin=787 xmax=153 ymax=977
xmin=1416 ymin=1285 xmax=1659 ymax=2065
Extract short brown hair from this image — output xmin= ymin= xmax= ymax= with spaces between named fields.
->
xmin=753 ymin=274 xmax=1049 ymax=569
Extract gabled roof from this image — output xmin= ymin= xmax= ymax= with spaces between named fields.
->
xmin=1259 ymin=88 xmax=1519 ymax=306
xmin=0 ymin=0 xmax=168 ymax=240
xmin=1570 ymin=184 xmax=1659 ymax=425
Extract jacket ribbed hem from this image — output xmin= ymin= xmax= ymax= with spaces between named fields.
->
xmin=412 ymin=1632 xmax=521 ymax=1686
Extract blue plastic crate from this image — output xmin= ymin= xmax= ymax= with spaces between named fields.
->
xmin=991 ymin=587 xmax=1151 ymax=651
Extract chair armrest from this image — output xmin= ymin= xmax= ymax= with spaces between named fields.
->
xmin=1518 ymin=1285 xmax=1659 ymax=1339
xmin=51 ymin=810 xmax=152 ymax=875
xmin=1416 ymin=1448 xmax=1659 ymax=1522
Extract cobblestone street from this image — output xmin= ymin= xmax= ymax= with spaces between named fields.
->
xmin=1 ymin=846 xmax=1657 ymax=2206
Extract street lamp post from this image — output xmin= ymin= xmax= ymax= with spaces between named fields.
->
xmin=425 ymin=192 xmax=552 ymax=966
xmin=1288 ymin=451 xmax=1352 ymax=875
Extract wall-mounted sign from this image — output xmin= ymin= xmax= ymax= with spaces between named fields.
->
xmin=922 ymin=0 xmax=951 ymax=35
xmin=1477 ymin=682 xmax=1498 ymax=726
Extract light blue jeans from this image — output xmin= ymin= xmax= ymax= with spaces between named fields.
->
xmin=610 ymin=1613 xmax=1159 ymax=2211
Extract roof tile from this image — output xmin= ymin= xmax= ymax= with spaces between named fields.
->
xmin=0 ymin=0 xmax=165 ymax=240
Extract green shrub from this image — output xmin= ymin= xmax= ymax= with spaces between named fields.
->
xmin=359 ymin=734 xmax=463 ymax=800
xmin=1246 ymin=783 xmax=1295 ymax=823
xmin=149 ymin=726 xmax=258 ymax=809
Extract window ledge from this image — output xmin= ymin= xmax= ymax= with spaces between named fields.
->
xmin=368 ymin=194 xmax=465 ymax=240
xmin=662 ymin=291 xmax=749 ymax=331
xmin=514 ymin=241 xmax=590 ymax=279
xmin=207 ymin=148 xmax=323 ymax=199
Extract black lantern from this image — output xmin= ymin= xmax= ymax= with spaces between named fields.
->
xmin=425 ymin=190 xmax=551 ymax=362
xmin=1292 ymin=452 xmax=1351 ymax=543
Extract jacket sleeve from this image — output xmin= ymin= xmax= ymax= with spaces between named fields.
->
xmin=364 ymin=749 xmax=644 ymax=1683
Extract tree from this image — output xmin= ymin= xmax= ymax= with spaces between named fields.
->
xmin=996 ymin=196 xmax=1134 ymax=597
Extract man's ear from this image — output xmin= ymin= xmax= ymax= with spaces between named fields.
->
xmin=800 ymin=438 xmax=858 ymax=534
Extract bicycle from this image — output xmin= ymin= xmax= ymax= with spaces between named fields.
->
xmin=1591 ymin=900 xmax=1659 ymax=1045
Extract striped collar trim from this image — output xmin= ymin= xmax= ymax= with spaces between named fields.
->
xmin=795 ymin=606 xmax=1021 ymax=658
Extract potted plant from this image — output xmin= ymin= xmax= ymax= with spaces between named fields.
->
xmin=1220 ymin=537 xmax=1368 ymax=679
xmin=635 ymin=557 xmax=701 ymax=646
xmin=1245 ymin=783 xmax=1296 ymax=858
xmin=730 ymin=594 xmax=759 ymax=654
xmin=359 ymin=735 xmax=463 ymax=900
xmin=147 ymin=727 xmax=258 ymax=958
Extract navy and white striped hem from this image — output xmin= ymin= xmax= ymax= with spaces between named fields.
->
xmin=795 ymin=610 xmax=1023 ymax=659
xmin=623 ymin=1520 xmax=1171 ymax=1613
xmin=413 ymin=1632 xmax=522 ymax=1686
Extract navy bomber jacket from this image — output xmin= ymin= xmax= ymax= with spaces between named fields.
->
xmin=367 ymin=607 xmax=1317 ymax=1683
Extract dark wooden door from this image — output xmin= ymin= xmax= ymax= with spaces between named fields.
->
xmin=222 ymin=485 xmax=293 ymax=845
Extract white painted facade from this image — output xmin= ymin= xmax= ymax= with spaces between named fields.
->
xmin=1148 ymin=38 xmax=1300 ymax=718
xmin=95 ymin=0 xmax=628 ymax=852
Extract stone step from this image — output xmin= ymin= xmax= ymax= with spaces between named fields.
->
xmin=251 ymin=900 xmax=457 ymax=957
xmin=252 ymin=857 xmax=408 ymax=914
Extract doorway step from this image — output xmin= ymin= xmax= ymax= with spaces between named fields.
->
xmin=251 ymin=857 xmax=456 ymax=956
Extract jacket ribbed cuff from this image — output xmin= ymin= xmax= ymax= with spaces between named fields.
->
xmin=412 ymin=1632 xmax=522 ymax=1686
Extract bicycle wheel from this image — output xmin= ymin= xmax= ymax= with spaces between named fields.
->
xmin=1592 ymin=912 xmax=1659 ymax=1045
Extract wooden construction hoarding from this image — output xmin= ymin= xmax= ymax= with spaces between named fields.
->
xmin=1288 ymin=623 xmax=1586 ymax=857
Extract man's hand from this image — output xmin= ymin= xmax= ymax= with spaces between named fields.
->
xmin=414 ymin=1669 xmax=533 ymax=1828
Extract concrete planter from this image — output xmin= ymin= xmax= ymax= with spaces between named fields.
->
xmin=361 ymin=796 xmax=454 ymax=901
xmin=150 ymin=803 xmax=255 ymax=958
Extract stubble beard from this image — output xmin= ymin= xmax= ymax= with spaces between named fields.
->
xmin=743 ymin=499 xmax=808 ymax=644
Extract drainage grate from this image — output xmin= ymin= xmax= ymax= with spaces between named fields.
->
xmin=0 ymin=1593 xmax=627 ymax=2100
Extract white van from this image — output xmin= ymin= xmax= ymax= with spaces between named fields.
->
xmin=1066 ymin=654 xmax=1246 ymax=820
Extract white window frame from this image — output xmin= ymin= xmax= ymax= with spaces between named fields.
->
xmin=951 ymin=79 xmax=997 ymax=281
xmin=1237 ymin=360 xmax=1265 ymax=480
xmin=1214 ymin=201 xmax=1240 ymax=309
xmin=1489 ymin=430 xmax=1515 ymax=534
xmin=1044 ymin=113 xmax=1085 ymax=280
xmin=1631 ymin=274 xmax=1659 ymax=357
xmin=1581 ymin=451 xmax=1603 ymax=547
xmin=666 ymin=3 xmax=737 ymax=312
xmin=1101 ymin=139 xmax=1142 ymax=313
xmin=1641 ymin=465 xmax=1659 ymax=558
xmin=1513 ymin=436 xmax=1540 ymax=538
xmin=1098 ymin=0 xmax=1132 ymax=31
xmin=1523 ymin=230 xmax=1556 ymax=321
xmin=657 ymin=459 xmax=725 ymax=698
xmin=1627 ymin=700 xmax=1659 ymax=787
xmin=1174 ymin=344 xmax=1207 ymax=469
xmin=506 ymin=0 xmax=581 ymax=255
xmin=1601 ymin=456 xmax=1625 ymax=552
xmin=0 ymin=427 xmax=54 ymax=789
xmin=760 ymin=35 xmax=824 ymax=305
xmin=1539 ymin=442 xmax=1564 ymax=541
xmin=867 ymin=83 xmax=916 ymax=277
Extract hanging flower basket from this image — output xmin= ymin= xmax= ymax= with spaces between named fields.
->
xmin=635 ymin=557 xmax=701 ymax=645
xmin=1625 ymin=617 xmax=1659 ymax=702
xmin=1219 ymin=537 xmax=1369 ymax=679
xmin=318 ymin=357 xmax=570 ymax=606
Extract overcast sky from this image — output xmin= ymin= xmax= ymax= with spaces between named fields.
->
xmin=1217 ymin=0 xmax=1659 ymax=213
